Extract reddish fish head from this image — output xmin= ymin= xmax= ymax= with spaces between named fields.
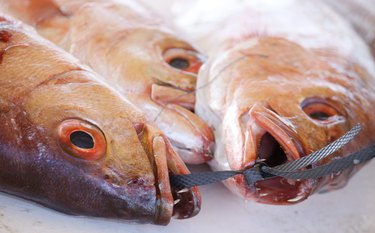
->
xmin=0 ymin=18 xmax=200 ymax=224
xmin=198 ymin=37 xmax=375 ymax=204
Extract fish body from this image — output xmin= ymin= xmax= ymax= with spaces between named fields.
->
xmin=0 ymin=0 xmax=214 ymax=164
xmin=167 ymin=0 xmax=375 ymax=204
xmin=0 ymin=15 xmax=200 ymax=224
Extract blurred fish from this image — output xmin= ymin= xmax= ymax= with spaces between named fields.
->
xmin=168 ymin=0 xmax=375 ymax=204
xmin=0 ymin=15 xmax=200 ymax=225
xmin=0 ymin=0 xmax=214 ymax=164
xmin=323 ymin=0 xmax=375 ymax=57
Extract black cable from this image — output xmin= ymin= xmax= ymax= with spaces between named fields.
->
xmin=170 ymin=124 xmax=373 ymax=189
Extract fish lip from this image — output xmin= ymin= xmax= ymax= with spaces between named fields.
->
xmin=146 ymin=136 xmax=170 ymax=225
xmin=250 ymin=108 xmax=306 ymax=166
xmin=162 ymin=137 xmax=202 ymax=220
xmin=138 ymin=126 xmax=201 ymax=224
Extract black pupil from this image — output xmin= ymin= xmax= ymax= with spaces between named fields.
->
xmin=310 ymin=111 xmax=330 ymax=120
xmin=169 ymin=58 xmax=190 ymax=70
xmin=70 ymin=131 xmax=94 ymax=149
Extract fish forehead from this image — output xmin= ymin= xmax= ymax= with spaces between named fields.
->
xmin=204 ymin=37 xmax=373 ymax=104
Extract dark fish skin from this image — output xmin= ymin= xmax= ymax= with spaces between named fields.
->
xmin=0 ymin=117 xmax=156 ymax=221
xmin=0 ymin=15 xmax=201 ymax=225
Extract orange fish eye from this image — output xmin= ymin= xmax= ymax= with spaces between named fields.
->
xmin=301 ymin=97 xmax=341 ymax=123
xmin=57 ymin=119 xmax=106 ymax=160
xmin=163 ymin=48 xmax=204 ymax=74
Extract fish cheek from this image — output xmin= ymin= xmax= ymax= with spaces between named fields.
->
xmin=23 ymin=83 xmax=156 ymax=188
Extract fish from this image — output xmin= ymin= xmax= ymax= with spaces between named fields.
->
xmin=0 ymin=14 xmax=200 ymax=225
xmin=165 ymin=0 xmax=375 ymax=204
xmin=323 ymin=0 xmax=375 ymax=57
xmin=0 ymin=0 xmax=214 ymax=165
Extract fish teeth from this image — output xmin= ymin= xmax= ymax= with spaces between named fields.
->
xmin=177 ymin=188 xmax=189 ymax=194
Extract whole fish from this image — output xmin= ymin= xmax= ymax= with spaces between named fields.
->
xmin=0 ymin=15 xmax=200 ymax=225
xmin=323 ymin=0 xmax=375 ymax=57
xmin=166 ymin=0 xmax=375 ymax=204
xmin=0 ymin=0 xmax=214 ymax=164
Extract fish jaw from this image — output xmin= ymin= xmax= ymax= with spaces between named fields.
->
xmin=137 ymin=124 xmax=202 ymax=223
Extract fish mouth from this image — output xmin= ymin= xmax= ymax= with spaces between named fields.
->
xmin=137 ymin=124 xmax=201 ymax=225
xmin=237 ymin=104 xmax=314 ymax=204
xmin=251 ymin=108 xmax=305 ymax=167
xmin=257 ymin=132 xmax=289 ymax=167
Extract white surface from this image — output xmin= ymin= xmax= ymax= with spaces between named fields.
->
xmin=0 ymin=161 xmax=374 ymax=233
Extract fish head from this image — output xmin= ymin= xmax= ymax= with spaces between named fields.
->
xmin=4 ymin=73 xmax=201 ymax=224
xmin=0 ymin=20 xmax=200 ymax=224
xmin=60 ymin=1 xmax=215 ymax=164
xmin=197 ymin=37 xmax=375 ymax=204
xmin=102 ymin=26 xmax=215 ymax=164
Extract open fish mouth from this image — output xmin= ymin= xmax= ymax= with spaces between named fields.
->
xmin=237 ymin=104 xmax=314 ymax=204
xmin=258 ymin=132 xmax=289 ymax=167
xmin=251 ymin=106 xmax=305 ymax=167
xmin=137 ymin=124 xmax=201 ymax=224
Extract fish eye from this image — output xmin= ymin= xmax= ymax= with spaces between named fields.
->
xmin=57 ymin=119 xmax=106 ymax=160
xmin=70 ymin=131 xmax=94 ymax=149
xmin=163 ymin=48 xmax=204 ymax=74
xmin=301 ymin=97 xmax=341 ymax=123
xmin=169 ymin=57 xmax=190 ymax=70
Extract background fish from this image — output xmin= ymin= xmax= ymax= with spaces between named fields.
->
xmin=166 ymin=0 xmax=375 ymax=204
xmin=0 ymin=0 xmax=214 ymax=164
xmin=0 ymin=15 xmax=200 ymax=225
xmin=323 ymin=0 xmax=375 ymax=57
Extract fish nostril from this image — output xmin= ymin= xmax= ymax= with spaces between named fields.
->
xmin=257 ymin=132 xmax=288 ymax=167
